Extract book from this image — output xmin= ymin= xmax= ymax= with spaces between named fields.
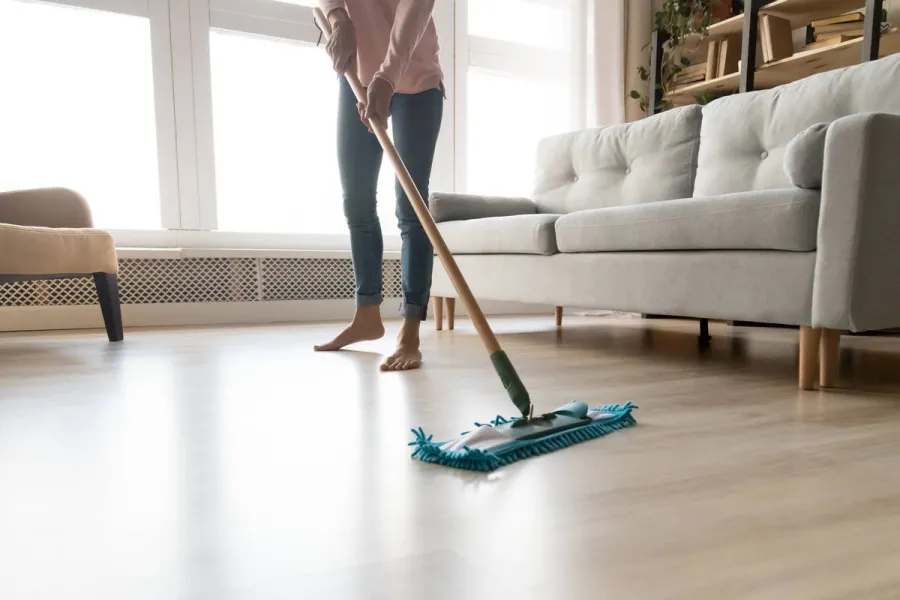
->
xmin=810 ymin=12 xmax=864 ymax=28
xmin=816 ymin=22 xmax=866 ymax=34
xmin=717 ymin=35 xmax=741 ymax=77
xmin=706 ymin=41 xmax=719 ymax=80
xmin=816 ymin=27 xmax=864 ymax=41
xmin=760 ymin=12 xmax=772 ymax=62
xmin=763 ymin=14 xmax=795 ymax=62
xmin=674 ymin=71 xmax=706 ymax=85
xmin=804 ymin=33 xmax=863 ymax=51
xmin=678 ymin=62 xmax=708 ymax=77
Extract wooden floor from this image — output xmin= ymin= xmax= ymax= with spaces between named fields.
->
xmin=3 ymin=316 xmax=900 ymax=599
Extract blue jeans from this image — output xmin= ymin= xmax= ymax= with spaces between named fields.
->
xmin=337 ymin=77 xmax=444 ymax=321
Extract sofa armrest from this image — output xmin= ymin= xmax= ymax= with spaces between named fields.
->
xmin=0 ymin=187 xmax=94 ymax=229
xmin=429 ymin=192 xmax=537 ymax=223
xmin=813 ymin=113 xmax=900 ymax=332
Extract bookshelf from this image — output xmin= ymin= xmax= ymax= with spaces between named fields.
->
xmin=664 ymin=73 xmax=741 ymax=103
xmin=761 ymin=0 xmax=866 ymax=29
xmin=756 ymin=28 xmax=900 ymax=86
xmin=653 ymin=0 xmax=893 ymax=113
xmin=686 ymin=13 xmax=746 ymax=41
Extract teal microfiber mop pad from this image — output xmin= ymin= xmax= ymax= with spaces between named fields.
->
xmin=409 ymin=401 xmax=637 ymax=472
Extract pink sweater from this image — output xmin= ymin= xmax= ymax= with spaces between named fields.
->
xmin=319 ymin=0 xmax=443 ymax=95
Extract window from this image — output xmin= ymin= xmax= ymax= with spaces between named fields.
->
xmin=468 ymin=0 xmax=568 ymax=50
xmin=459 ymin=0 xmax=575 ymax=196
xmin=209 ymin=30 xmax=346 ymax=234
xmin=0 ymin=0 xmax=452 ymax=248
xmin=466 ymin=70 xmax=569 ymax=198
xmin=208 ymin=0 xmax=398 ymax=236
xmin=0 ymin=0 xmax=165 ymax=230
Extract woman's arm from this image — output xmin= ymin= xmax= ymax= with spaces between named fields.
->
xmin=317 ymin=0 xmax=346 ymax=18
xmin=373 ymin=0 xmax=436 ymax=90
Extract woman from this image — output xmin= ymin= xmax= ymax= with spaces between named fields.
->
xmin=313 ymin=0 xmax=443 ymax=372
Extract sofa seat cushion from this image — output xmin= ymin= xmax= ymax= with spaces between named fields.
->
xmin=438 ymin=214 xmax=560 ymax=255
xmin=0 ymin=223 xmax=118 ymax=276
xmin=555 ymin=188 xmax=820 ymax=253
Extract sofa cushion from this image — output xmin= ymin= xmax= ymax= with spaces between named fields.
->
xmin=438 ymin=214 xmax=560 ymax=255
xmin=429 ymin=192 xmax=536 ymax=222
xmin=784 ymin=123 xmax=828 ymax=189
xmin=0 ymin=223 xmax=118 ymax=276
xmin=531 ymin=105 xmax=702 ymax=214
xmin=555 ymin=188 xmax=820 ymax=253
xmin=694 ymin=53 xmax=900 ymax=196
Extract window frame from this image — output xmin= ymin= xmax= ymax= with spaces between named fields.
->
xmin=454 ymin=0 xmax=583 ymax=193
xmin=3 ymin=0 xmax=182 ymax=232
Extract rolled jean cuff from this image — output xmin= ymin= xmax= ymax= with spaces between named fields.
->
xmin=357 ymin=293 xmax=383 ymax=306
xmin=400 ymin=300 xmax=428 ymax=321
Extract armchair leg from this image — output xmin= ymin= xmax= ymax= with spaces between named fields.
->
xmin=820 ymin=329 xmax=842 ymax=388
xmin=699 ymin=318 xmax=710 ymax=348
xmin=446 ymin=298 xmax=456 ymax=331
xmin=555 ymin=306 xmax=563 ymax=328
xmin=93 ymin=273 xmax=123 ymax=342
xmin=434 ymin=296 xmax=444 ymax=331
xmin=799 ymin=327 xmax=821 ymax=390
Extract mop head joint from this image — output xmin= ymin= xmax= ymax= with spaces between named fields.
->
xmin=409 ymin=401 xmax=637 ymax=472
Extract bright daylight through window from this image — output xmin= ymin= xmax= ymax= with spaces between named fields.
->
xmin=0 ymin=0 xmax=161 ymax=230
xmin=209 ymin=7 xmax=396 ymax=235
xmin=464 ymin=0 xmax=573 ymax=197
xmin=0 ymin=0 xmax=575 ymax=243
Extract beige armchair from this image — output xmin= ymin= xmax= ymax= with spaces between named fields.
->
xmin=0 ymin=187 xmax=123 ymax=341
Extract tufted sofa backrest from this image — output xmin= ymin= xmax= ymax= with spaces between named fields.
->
xmin=694 ymin=53 xmax=900 ymax=196
xmin=531 ymin=105 xmax=702 ymax=214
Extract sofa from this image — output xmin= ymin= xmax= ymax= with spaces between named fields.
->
xmin=428 ymin=53 xmax=900 ymax=390
xmin=0 ymin=187 xmax=123 ymax=341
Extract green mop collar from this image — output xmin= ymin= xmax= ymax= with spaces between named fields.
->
xmin=409 ymin=402 xmax=638 ymax=472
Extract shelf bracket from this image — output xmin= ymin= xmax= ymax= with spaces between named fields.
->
xmin=648 ymin=29 xmax=669 ymax=117
xmin=863 ymin=0 xmax=885 ymax=62
xmin=740 ymin=0 xmax=774 ymax=93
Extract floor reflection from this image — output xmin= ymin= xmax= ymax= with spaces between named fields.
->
xmin=2 ymin=318 xmax=900 ymax=599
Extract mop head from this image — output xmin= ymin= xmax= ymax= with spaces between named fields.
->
xmin=409 ymin=401 xmax=637 ymax=472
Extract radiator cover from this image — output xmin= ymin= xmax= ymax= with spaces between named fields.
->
xmin=0 ymin=257 xmax=403 ymax=307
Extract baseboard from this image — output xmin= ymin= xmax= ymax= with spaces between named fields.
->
xmin=0 ymin=299 xmax=552 ymax=333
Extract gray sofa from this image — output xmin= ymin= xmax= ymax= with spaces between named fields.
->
xmin=429 ymin=53 xmax=900 ymax=390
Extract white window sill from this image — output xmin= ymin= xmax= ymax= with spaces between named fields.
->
xmin=109 ymin=228 xmax=403 ymax=255
xmin=115 ymin=247 xmax=402 ymax=260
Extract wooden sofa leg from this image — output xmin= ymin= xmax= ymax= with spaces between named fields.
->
xmin=93 ymin=272 xmax=123 ymax=342
xmin=555 ymin=306 xmax=563 ymax=328
xmin=699 ymin=318 xmax=710 ymax=347
xmin=820 ymin=329 xmax=842 ymax=389
xmin=434 ymin=296 xmax=444 ymax=331
xmin=799 ymin=326 xmax=821 ymax=390
xmin=446 ymin=298 xmax=456 ymax=331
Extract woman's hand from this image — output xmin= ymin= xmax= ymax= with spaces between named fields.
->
xmin=326 ymin=9 xmax=356 ymax=74
xmin=358 ymin=76 xmax=393 ymax=131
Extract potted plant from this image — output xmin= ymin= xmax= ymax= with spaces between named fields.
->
xmin=631 ymin=0 xmax=739 ymax=113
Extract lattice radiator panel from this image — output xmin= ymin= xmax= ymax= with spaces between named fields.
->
xmin=0 ymin=257 xmax=402 ymax=306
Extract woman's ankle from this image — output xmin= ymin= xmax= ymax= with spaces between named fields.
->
xmin=353 ymin=305 xmax=383 ymax=325
xmin=398 ymin=318 xmax=421 ymax=343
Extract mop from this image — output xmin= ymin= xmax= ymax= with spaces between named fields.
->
xmin=314 ymin=8 xmax=637 ymax=472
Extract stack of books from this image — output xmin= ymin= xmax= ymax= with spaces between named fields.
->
xmin=673 ymin=62 xmax=708 ymax=86
xmin=807 ymin=12 xmax=865 ymax=50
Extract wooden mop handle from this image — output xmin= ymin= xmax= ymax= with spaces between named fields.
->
xmin=314 ymin=7 xmax=501 ymax=356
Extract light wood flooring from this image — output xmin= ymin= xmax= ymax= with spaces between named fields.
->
xmin=2 ymin=316 xmax=900 ymax=599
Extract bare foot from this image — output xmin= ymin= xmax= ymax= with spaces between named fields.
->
xmin=380 ymin=319 xmax=423 ymax=371
xmin=380 ymin=344 xmax=423 ymax=371
xmin=314 ymin=307 xmax=385 ymax=351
